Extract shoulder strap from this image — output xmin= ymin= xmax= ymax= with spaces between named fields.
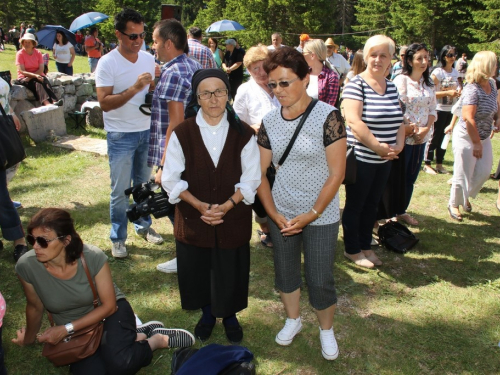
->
xmin=47 ymin=252 xmax=99 ymax=327
xmin=276 ymin=99 xmax=318 ymax=170
xmin=0 ymin=102 xmax=8 ymax=118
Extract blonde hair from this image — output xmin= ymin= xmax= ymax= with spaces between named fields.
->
xmin=243 ymin=46 xmax=269 ymax=68
xmin=363 ymin=35 xmax=396 ymax=63
xmin=465 ymin=51 xmax=497 ymax=84
xmin=304 ymin=39 xmax=333 ymax=70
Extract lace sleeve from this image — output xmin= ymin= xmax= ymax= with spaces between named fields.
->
xmin=323 ymin=110 xmax=347 ymax=147
xmin=257 ymin=121 xmax=271 ymax=149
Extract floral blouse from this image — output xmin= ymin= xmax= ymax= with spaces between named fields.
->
xmin=393 ymin=75 xmax=437 ymax=145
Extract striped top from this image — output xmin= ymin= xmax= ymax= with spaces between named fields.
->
xmin=343 ymin=75 xmax=403 ymax=163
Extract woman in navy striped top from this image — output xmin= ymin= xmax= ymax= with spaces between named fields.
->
xmin=341 ymin=35 xmax=406 ymax=268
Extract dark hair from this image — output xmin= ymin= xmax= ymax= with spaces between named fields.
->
xmin=27 ymin=208 xmax=84 ymax=264
xmin=188 ymin=27 xmax=202 ymax=38
xmin=263 ymin=46 xmax=309 ymax=79
xmin=114 ymin=8 xmax=144 ymax=33
xmin=56 ymin=30 xmax=68 ymax=45
xmin=153 ymin=19 xmax=187 ymax=52
xmin=90 ymin=27 xmax=98 ymax=35
xmin=402 ymin=43 xmax=434 ymax=87
xmin=437 ymin=45 xmax=455 ymax=68
xmin=208 ymin=37 xmax=218 ymax=49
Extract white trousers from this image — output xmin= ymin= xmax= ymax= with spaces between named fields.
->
xmin=449 ymin=126 xmax=493 ymax=208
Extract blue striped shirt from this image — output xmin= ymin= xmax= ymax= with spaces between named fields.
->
xmin=343 ymin=75 xmax=403 ymax=163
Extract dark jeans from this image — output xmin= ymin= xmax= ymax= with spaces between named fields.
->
xmin=55 ymin=62 xmax=73 ymax=76
xmin=0 ymin=169 xmax=24 ymax=241
xmin=399 ymin=143 xmax=426 ymax=215
xmin=425 ymin=110 xmax=452 ymax=165
xmin=342 ymin=160 xmax=392 ymax=254
xmin=0 ymin=327 xmax=6 ymax=375
xmin=70 ymin=299 xmax=153 ymax=375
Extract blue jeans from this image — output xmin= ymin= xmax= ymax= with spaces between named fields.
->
xmin=399 ymin=143 xmax=426 ymax=215
xmin=107 ymin=130 xmax=153 ymax=243
xmin=0 ymin=169 xmax=24 ymax=241
xmin=88 ymin=57 xmax=100 ymax=73
xmin=342 ymin=160 xmax=392 ymax=254
xmin=56 ymin=62 xmax=73 ymax=75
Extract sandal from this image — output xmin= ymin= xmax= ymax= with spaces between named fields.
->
xmin=397 ymin=213 xmax=419 ymax=226
xmin=463 ymin=201 xmax=472 ymax=213
xmin=448 ymin=205 xmax=462 ymax=222
xmin=257 ymin=230 xmax=273 ymax=248
xmin=344 ymin=252 xmax=374 ymax=269
xmin=435 ymin=165 xmax=449 ymax=174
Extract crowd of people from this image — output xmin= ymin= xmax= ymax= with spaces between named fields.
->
xmin=1 ymin=6 xmax=500 ymax=373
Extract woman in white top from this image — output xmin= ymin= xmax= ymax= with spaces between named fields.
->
xmin=423 ymin=45 xmax=461 ymax=174
xmin=393 ymin=43 xmax=437 ymax=226
xmin=52 ymin=31 xmax=75 ymax=75
xmin=257 ymin=47 xmax=346 ymax=361
xmin=234 ymin=46 xmax=280 ymax=248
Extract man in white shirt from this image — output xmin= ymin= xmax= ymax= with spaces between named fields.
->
xmin=267 ymin=33 xmax=285 ymax=50
xmin=325 ymin=37 xmax=350 ymax=87
xmin=95 ymin=8 xmax=163 ymax=258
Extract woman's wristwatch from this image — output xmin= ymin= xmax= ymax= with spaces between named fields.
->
xmin=65 ymin=323 xmax=75 ymax=335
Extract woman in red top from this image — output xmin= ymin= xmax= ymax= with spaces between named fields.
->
xmin=15 ymin=33 xmax=61 ymax=107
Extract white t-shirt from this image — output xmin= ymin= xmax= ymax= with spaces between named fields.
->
xmin=306 ymin=74 xmax=319 ymax=99
xmin=95 ymin=49 xmax=155 ymax=132
xmin=431 ymin=67 xmax=460 ymax=112
xmin=233 ymin=78 xmax=280 ymax=125
xmin=53 ymin=42 xmax=73 ymax=64
xmin=327 ymin=53 xmax=351 ymax=77
xmin=0 ymin=77 xmax=10 ymax=112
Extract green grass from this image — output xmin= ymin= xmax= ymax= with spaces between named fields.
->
xmin=1 ymin=40 xmax=500 ymax=374
xmin=0 ymin=43 xmax=93 ymax=77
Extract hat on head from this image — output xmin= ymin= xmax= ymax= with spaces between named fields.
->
xmin=325 ymin=38 xmax=335 ymax=46
xmin=20 ymin=33 xmax=36 ymax=43
xmin=224 ymin=39 xmax=236 ymax=46
xmin=300 ymin=34 xmax=310 ymax=42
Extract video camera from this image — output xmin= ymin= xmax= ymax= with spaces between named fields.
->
xmin=125 ymin=180 xmax=174 ymax=222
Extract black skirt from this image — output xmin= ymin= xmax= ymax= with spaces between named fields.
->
xmin=377 ymin=151 xmax=407 ymax=220
xmin=176 ymin=239 xmax=250 ymax=317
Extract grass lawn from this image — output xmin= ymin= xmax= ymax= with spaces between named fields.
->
xmin=1 ymin=43 xmax=500 ymax=375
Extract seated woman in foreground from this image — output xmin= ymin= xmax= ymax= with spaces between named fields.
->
xmin=12 ymin=208 xmax=194 ymax=374
xmin=15 ymin=33 xmax=62 ymax=107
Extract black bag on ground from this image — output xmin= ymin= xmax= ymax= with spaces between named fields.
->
xmin=171 ymin=344 xmax=255 ymax=375
xmin=0 ymin=102 xmax=26 ymax=171
xmin=378 ymin=221 xmax=419 ymax=253
xmin=0 ymin=71 xmax=11 ymax=87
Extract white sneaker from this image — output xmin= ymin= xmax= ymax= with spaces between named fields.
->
xmin=140 ymin=227 xmax=164 ymax=245
xmin=275 ymin=317 xmax=302 ymax=346
xmin=319 ymin=327 xmax=339 ymax=360
xmin=156 ymin=258 xmax=177 ymax=273
xmin=112 ymin=242 xmax=128 ymax=258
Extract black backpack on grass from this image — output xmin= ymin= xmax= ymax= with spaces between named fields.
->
xmin=378 ymin=221 xmax=419 ymax=253
xmin=171 ymin=345 xmax=255 ymax=375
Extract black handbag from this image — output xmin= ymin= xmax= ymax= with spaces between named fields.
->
xmin=378 ymin=221 xmax=419 ymax=254
xmin=253 ymin=99 xmax=318 ymax=218
xmin=0 ymin=102 xmax=26 ymax=171
xmin=343 ymin=145 xmax=356 ymax=185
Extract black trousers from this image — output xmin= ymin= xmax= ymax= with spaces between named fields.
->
xmin=425 ymin=110 xmax=452 ymax=165
xmin=176 ymin=239 xmax=250 ymax=317
xmin=492 ymin=158 xmax=500 ymax=179
xmin=70 ymin=299 xmax=153 ymax=375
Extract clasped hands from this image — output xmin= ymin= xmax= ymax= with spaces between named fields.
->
xmin=199 ymin=203 xmax=227 ymax=226
xmin=12 ymin=325 xmax=68 ymax=346
xmin=377 ymin=142 xmax=403 ymax=160
xmin=270 ymin=211 xmax=316 ymax=237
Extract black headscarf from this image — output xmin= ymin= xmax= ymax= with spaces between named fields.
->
xmin=185 ymin=69 xmax=244 ymax=134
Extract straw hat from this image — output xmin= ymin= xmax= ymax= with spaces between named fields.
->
xmin=325 ymin=37 xmax=335 ymax=46
xmin=20 ymin=33 xmax=37 ymax=43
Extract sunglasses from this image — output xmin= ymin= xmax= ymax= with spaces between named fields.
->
xmin=267 ymin=77 xmax=300 ymax=90
xmin=446 ymin=53 xmax=457 ymax=58
xmin=119 ymin=30 xmax=146 ymax=41
xmin=27 ymin=234 xmax=65 ymax=248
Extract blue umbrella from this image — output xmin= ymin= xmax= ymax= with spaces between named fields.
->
xmin=206 ymin=20 xmax=245 ymax=33
xmin=36 ymin=25 xmax=77 ymax=48
xmin=70 ymin=12 xmax=109 ymax=32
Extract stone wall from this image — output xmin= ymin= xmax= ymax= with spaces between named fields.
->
xmin=9 ymin=72 xmax=97 ymax=132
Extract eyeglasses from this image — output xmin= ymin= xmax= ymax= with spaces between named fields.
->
xmin=267 ymin=77 xmax=300 ymax=90
xmin=119 ymin=30 xmax=146 ymax=41
xmin=197 ymin=89 xmax=228 ymax=100
xmin=27 ymin=234 xmax=65 ymax=248
xmin=446 ymin=53 xmax=457 ymax=58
